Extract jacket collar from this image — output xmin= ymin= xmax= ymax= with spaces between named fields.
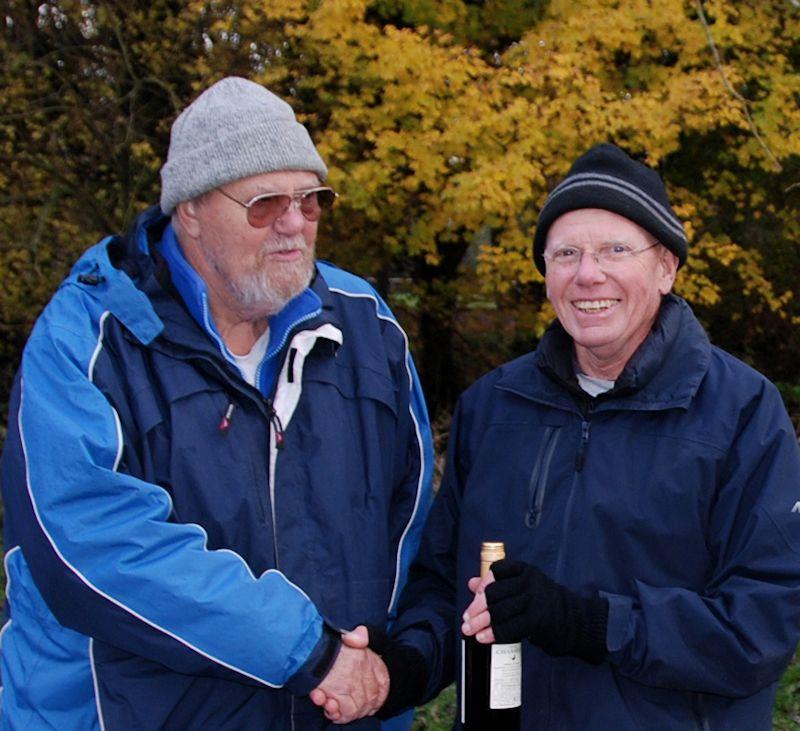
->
xmin=79 ymin=206 xmax=340 ymax=395
xmin=497 ymin=294 xmax=711 ymax=412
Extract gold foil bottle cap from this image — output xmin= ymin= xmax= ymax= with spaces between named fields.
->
xmin=479 ymin=541 xmax=506 ymax=578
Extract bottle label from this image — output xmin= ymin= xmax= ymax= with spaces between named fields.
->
xmin=489 ymin=642 xmax=522 ymax=709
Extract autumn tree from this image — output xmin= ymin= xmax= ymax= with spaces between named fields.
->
xmin=1 ymin=0 xmax=799 ymax=426
xmin=249 ymin=0 xmax=800 ymax=413
xmin=1 ymin=1 xmax=199 ymax=427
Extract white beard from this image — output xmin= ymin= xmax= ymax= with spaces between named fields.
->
xmin=201 ymin=233 xmax=315 ymax=319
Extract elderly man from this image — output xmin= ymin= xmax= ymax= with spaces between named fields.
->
xmin=368 ymin=144 xmax=800 ymax=728
xmin=0 ymin=77 xmax=432 ymax=729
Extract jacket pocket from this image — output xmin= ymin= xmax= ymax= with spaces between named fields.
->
xmin=303 ymin=356 xmax=398 ymax=417
xmin=525 ymin=426 xmax=561 ymax=529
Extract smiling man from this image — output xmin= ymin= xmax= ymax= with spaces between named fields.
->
xmin=370 ymin=144 xmax=800 ymax=729
xmin=540 ymin=207 xmax=677 ymax=383
xmin=0 ymin=77 xmax=433 ymax=730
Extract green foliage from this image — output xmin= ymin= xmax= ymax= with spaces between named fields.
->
xmin=774 ymin=652 xmax=800 ymax=730
xmin=412 ymin=683 xmax=456 ymax=730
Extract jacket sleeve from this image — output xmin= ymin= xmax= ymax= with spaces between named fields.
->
xmin=1 ymin=294 xmax=337 ymax=694
xmin=604 ymin=382 xmax=800 ymax=696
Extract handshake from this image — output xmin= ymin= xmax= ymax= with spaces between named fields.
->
xmin=309 ymin=626 xmax=384 ymax=723
xmin=309 ymin=559 xmax=609 ymax=723
xmin=309 ymin=624 xmax=425 ymax=724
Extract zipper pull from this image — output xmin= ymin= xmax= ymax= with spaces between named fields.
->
xmin=77 ymin=263 xmax=106 ymax=286
xmin=219 ymin=402 xmax=235 ymax=433
xmin=286 ymin=347 xmax=298 ymax=384
xmin=525 ymin=507 xmax=542 ymax=529
xmin=268 ymin=402 xmax=285 ymax=450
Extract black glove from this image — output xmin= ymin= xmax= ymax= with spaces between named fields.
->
xmin=365 ymin=626 xmax=430 ymax=719
xmin=485 ymin=559 xmax=609 ymax=665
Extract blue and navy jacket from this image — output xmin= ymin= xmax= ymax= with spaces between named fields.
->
xmin=0 ymin=207 xmax=434 ymax=730
xmin=393 ymin=295 xmax=800 ymax=730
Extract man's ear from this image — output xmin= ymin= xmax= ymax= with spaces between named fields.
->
xmin=657 ymin=247 xmax=680 ymax=296
xmin=175 ymin=199 xmax=202 ymax=238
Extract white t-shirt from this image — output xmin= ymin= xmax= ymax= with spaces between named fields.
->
xmin=230 ymin=329 xmax=270 ymax=387
xmin=577 ymin=372 xmax=615 ymax=398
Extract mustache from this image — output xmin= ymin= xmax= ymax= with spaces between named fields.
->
xmin=262 ymin=234 xmax=309 ymax=254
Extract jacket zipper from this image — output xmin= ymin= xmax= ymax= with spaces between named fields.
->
xmin=148 ymin=332 xmax=294 ymax=573
xmin=575 ymin=401 xmax=594 ymax=472
xmin=265 ymin=396 xmax=284 ymax=569
xmin=268 ymin=401 xmax=286 ymax=450
xmin=525 ymin=427 xmax=561 ymax=528
xmin=575 ymin=421 xmax=591 ymax=472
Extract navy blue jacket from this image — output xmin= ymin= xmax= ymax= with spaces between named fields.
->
xmin=0 ymin=208 xmax=433 ymax=729
xmin=393 ymin=295 xmax=800 ymax=730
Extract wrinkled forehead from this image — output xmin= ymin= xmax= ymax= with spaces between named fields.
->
xmin=544 ymin=208 xmax=656 ymax=249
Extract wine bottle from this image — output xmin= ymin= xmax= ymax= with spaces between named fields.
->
xmin=462 ymin=541 xmax=522 ymax=730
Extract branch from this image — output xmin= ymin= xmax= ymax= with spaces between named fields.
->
xmin=695 ymin=0 xmax=783 ymax=173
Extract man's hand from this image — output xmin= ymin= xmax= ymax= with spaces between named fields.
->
xmin=309 ymin=626 xmax=389 ymax=724
xmin=462 ymin=559 xmax=609 ymax=664
xmin=462 ymin=571 xmax=497 ymax=643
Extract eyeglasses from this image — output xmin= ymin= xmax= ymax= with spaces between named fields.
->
xmin=216 ymin=186 xmax=338 ymax=228
xmin=542 ymin=242 xmax=660 ymax=271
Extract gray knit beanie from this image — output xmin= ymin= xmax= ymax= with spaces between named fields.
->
xmin=160 ymin=77 xmax=328 ymax=214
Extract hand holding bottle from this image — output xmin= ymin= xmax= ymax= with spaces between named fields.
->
xmin=461 ymin=570 xmax=497 ymax=642
xmin=465 ymin=559 xmax=610 ymax=664
xmin=462 ymin=542 xmax=521 ymax=730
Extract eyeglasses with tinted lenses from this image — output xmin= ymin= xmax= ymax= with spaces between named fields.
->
xmin=542 ymin=242 xmax=660 ymax=271
xmin=216 ymin=186 xmax=338 ymax=228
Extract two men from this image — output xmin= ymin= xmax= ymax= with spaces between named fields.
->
xmin=0 ymin=77 xmax=432 ymax=729
xmin=380 ymin=144 xmax=800 ymax=728
xmin=4 ymin=72 xmax=798 ymax=728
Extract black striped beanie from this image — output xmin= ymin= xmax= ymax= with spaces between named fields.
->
xmin=533 ymin=143 xmax=688 ymax=275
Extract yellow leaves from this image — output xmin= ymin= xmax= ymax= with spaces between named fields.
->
xmin=3 ymin=0 xmax=798 ymax=390
xmin=304 ymin=0 xmax=380 ymax=67
xmin=129 ymin=141 xmax=160 ymax=174
xmin=476 ymin=225 xmax=540 ymax=294
xmin=684 ymin=233 xmax=793 ymax=315
xmin=240 ymin=0 xmax=308 ymax=24
xmin=538 ymin=0 xmax=695 ymax=69
xmin=674 ymin=271 xmax=721 ymax=308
